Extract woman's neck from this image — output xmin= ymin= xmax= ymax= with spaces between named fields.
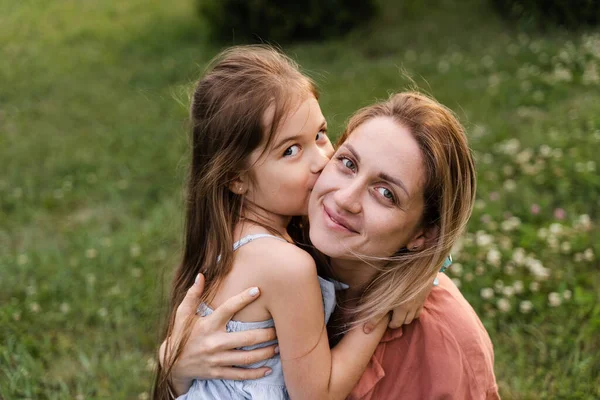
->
xmin=329 ymin=258 xmax=379 ymax=299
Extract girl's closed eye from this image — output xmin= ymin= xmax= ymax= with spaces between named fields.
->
xmin=283 ymin=144 xmax=301 ymax=157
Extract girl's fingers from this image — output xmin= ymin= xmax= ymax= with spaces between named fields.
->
xmin=212 ymin=366 xmax=273 ymax=381
xmin=404 ymin=310 xmax=417 ymax=325
xmin=209 ymin=287 xmax=262 ymax=327
xmin=176 ymin=273 xmax=206 ymax=320
xmin=388 ymin=311 xmax=408 ymax=329
xmin=363 ymin=314 xmax=386 ymax=334
xmin=219 ymin=328 xmax=277 ymax=350
xmin=218 ymin=345 xmax=279 ymax=366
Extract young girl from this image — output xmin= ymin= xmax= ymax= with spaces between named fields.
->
xmin=154 ymin=46 xmax=391 ymax=400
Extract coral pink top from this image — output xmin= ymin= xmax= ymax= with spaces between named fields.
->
xmin=348 ymin=273 xmax=500 ymax=400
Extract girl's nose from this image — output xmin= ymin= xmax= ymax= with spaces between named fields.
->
xmin=310 ymin=144 xmax=334 ymax=174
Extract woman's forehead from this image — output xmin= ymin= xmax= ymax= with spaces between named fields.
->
xmin=341 ymin=117 xmax=425 ymax=195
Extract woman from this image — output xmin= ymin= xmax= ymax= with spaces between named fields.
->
xmin=160 ymin=92 xmax=499 ymax=399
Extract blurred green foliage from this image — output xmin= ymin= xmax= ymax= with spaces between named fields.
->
xmin=196 ymin=0 xmax=377 ymax=43
xmin=491 ymin=0 xmax=600 ymax=29
xmin=1 ymin=0 xmax=599 ymax=398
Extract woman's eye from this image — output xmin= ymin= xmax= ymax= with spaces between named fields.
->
xmin=316 ymin=129 xmax=328 ymax=142
xmin=341 ymin=157 xmax=356 ymax=171
xmin=377 ymin=187 xmax=394 ymax=201
xmin=283 ymin=145 xmax=300 ymax=157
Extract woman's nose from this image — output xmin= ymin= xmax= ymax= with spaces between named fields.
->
xmin=333 ymin=180 xmax=362 ymax=214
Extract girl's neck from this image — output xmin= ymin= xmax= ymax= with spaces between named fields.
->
xmin=238 ymin=206 xmax=293 ymax=242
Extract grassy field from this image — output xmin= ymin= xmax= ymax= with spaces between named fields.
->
xmin=1 ymin=0 xmax=599 ymax=398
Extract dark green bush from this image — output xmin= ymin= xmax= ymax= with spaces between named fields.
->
xmin=196 ymin=0 xmax=378 ymax=43
xmin=491 ymin=0 xmax=600 ymax=29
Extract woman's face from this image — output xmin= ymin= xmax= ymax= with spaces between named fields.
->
xmin=308 ymin=116 xmax=427 ymax=260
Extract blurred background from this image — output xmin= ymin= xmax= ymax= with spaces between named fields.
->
xmin=1 ymin=0 xmax=599 ymax=398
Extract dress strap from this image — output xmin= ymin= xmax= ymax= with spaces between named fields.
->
xmin=233 ymin=233 xmax=287 ymax=251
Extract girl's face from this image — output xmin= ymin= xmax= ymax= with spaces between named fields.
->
xmin=308 ymin=116 xmax=427 ymax=260
xmin=245 ymin=96 xmax=335 ymax=217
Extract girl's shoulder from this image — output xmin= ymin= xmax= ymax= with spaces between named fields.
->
xmin=235 ymin=237 xmax=318 ymax=284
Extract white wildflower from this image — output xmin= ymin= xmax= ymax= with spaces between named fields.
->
xmin=85 ymin=248 xmax=98 ymax=259
xmin=529 ymin=281 xmax=540 ymax=292
xmin=497 ymin=298 xmax=511 ymax=313
xmin=519 ymin=300 xmax=533 ymax=314
xmin=502 ymin=286 xmax=515 ymax=297
xmin=480 ymin=287 xmax=495 ymax=300
xmin=513 ymin=280 xmax=524 ymax=294
xmin=548 ymin=292 xmax=562 ymax=307
xmin=487 ymin=248 xmax=502 ymax=267
xmin=563 ymin=290 xmax=572 ymax=301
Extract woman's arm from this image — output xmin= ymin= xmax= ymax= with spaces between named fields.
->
xmin=261 ymin=247 xmax=388 ymax=400
xmin=160 ymin=274 xmax=278 ymax=395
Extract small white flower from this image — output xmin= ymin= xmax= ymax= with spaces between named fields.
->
xmin=17 ymin=254 xmax=29 ymax=265
xmin=98 ymin=308 xmax=108 ymax=318
xmin=584 ymin=248 xmax=595 ymax=261
xmin=519 ymin=300 xmax=533 ymax=314
xmin=464 ymin=272 xmax=474 ymax=282
xmin=450 ymin=262 xmax=463 ymax=277
xmin=513 ymin=280 xmax=524 ymax=294
xmin=85 ymin=248 xmax=98 ymax=259
xmin=502 ymin=286 xmax=515 ymax=297
xmin=29 ymin=303 xmax=41 ymax=313
xmin=130 ymin=244 xmax=141 ymax=258
xmin=548 ymin=292 xmax=562 ymax=307
xmin=563 ymin=290 xmax=572 ymax=301
xmin=529 ymin=281 xmax=540 ymax=292
xmin=560 ymin=242 xmax=572 ymax=253
xmin=539 ymin=144 xmax=552 ymax=157
xmin=494 ymin=279 xmax=505 ymax=293
xmin=512 ymin=248 xmax=526 ymax=265
xmin=60 ymin=303 xmax=71 ymax=314
xmin=480 ymin=287 xmax=495 ymax=300
xmin=497 ymin=298 xmax=511 ymax=313
xmin=487 ymin=248 xmax=501 ymax=267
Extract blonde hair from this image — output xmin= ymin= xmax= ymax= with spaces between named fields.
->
xmin=154 ymin=45 xmax=317 ymax=399
xmin=325 ymin=91 xmax=476 ymax=326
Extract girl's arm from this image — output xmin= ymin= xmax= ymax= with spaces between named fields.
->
xmin=261 ymin=246 xmax=388 ymax=400
xmin=160 ymin=275 xmax=278 ymax=395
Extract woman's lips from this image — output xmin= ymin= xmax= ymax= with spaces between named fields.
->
xmin=323 ymin=204 xmax=357 ymax=233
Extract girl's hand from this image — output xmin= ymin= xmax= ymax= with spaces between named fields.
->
xmin=362 ymin=282 xmax=433 ymax=333
xmin=161 ymin=274 xmax=278 ymax=395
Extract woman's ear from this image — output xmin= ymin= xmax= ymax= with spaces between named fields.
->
xmin=406 ymin=225 xmax=440 ymax=252
xmin=228 ymin=173 xmax=249 ymax=195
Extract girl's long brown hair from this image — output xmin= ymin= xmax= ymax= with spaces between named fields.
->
xmin=153 ymin=45 xmax=317 ymax=399
xmin=320 ymin=91 xmax=477 ymax=329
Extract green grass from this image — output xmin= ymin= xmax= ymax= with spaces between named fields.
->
xmin=1 ymin=0 xmax=599 ymax=398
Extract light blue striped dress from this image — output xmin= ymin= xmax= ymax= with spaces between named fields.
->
xmin=178 ymin=233 xmax=344 ymax=400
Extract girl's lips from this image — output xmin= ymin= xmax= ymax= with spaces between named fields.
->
xmin=323 ymin=204 xmax=357 ymax=233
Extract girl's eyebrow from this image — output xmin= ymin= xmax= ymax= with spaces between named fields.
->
xmin=342 ymin=143 xmax=409 ymax=197
xmin=274 ymin=119 xmax=327 ymax=150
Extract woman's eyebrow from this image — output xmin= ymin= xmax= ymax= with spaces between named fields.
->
xmin=379 ymin=172 xmax=409 ymax=197
xmin=344 ymin=143 xmax=409 ymax=197
xmin=342 ymin=143 xmax=361 ymax=162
